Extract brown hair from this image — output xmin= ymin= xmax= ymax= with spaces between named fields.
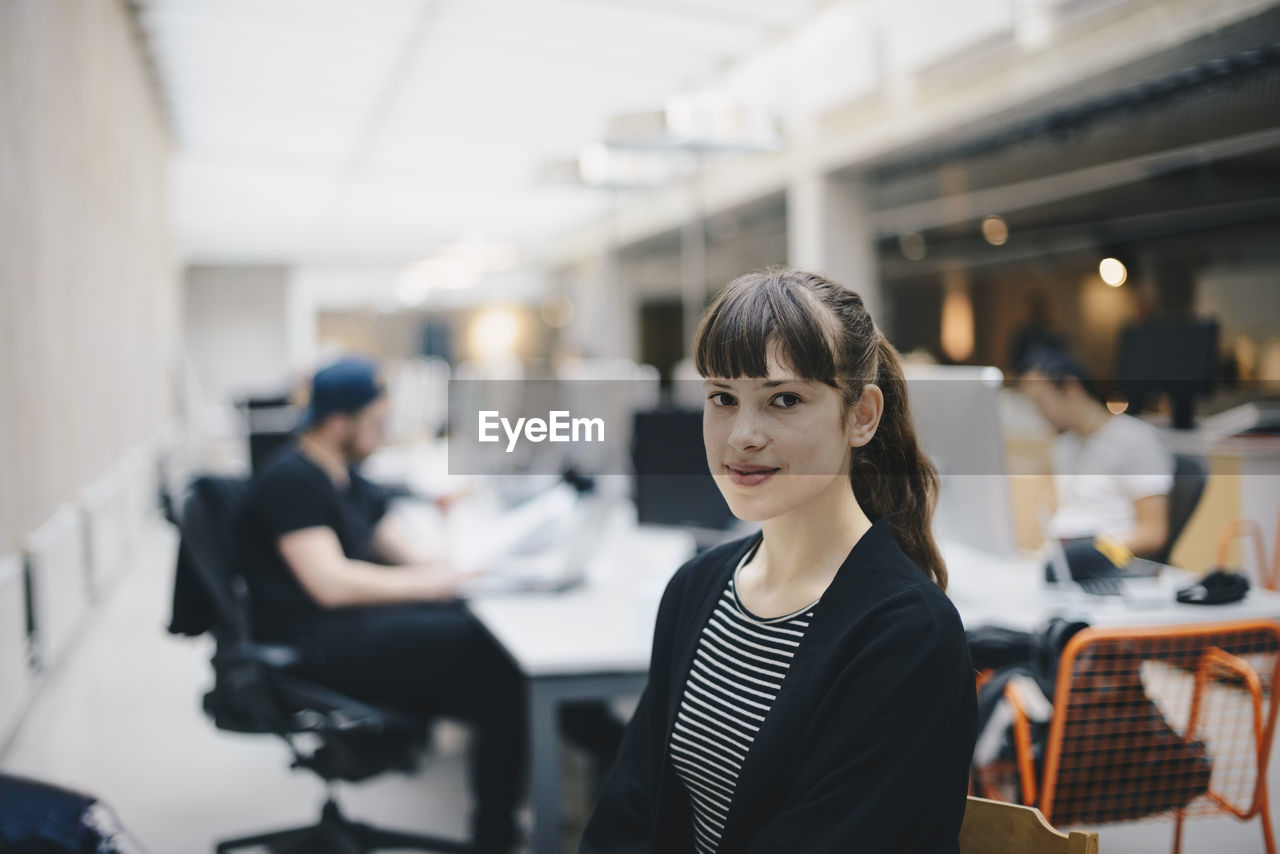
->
xmin=692 ymin=267 xmax=947 ymax=589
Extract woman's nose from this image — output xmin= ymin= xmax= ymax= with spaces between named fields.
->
xmin=728 ymin=411 xmax=767 ymax=452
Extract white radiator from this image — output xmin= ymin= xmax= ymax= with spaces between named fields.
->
xmin=82 ymin=469 xmax=128 ymax=598
xmin=82 ymin=440 xmax=167 ymax=598
xmin=0 ymin=553 xmax=32 ymax=745
xmin=119 ymin=445 xmax=159 ymax=567
xmin=25 ymin=505 xmax=92 ymax=672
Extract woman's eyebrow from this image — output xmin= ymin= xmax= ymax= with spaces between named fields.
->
xmin=704 ymin=378 xmax=813 ymax=389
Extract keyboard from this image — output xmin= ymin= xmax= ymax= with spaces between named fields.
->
xmin=1079 ymin=576 xmax=1126 ymax=596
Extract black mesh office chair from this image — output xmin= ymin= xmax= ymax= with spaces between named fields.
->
xmin=1153 ymin=454 xmax=1209 ymax=566
xmin=174 ymin=475 xmax=471 ymax=854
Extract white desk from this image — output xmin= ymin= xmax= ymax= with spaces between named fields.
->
xmin=466 ymin=508 xmax=694 ymax=854
xmin=944 ymin=541 xmax=1280 ymax=631
xmin=0 ymin=553 xmax=30 ymax=746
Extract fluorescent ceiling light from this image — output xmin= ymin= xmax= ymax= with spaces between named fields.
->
xmin=605 ymin=99 xmax=782 ymax=153
xmin=537 ymin=144 xmax=696 ymax=190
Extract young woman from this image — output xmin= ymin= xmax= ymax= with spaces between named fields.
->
xmin=581 ymin=268 xmax=977 ymax=853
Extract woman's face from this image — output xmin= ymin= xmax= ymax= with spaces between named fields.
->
xmin=703 ymin=346 xmax=860 ymax=523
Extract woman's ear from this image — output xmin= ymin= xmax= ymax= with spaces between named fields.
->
xmin=848 ymin=384 xmax=884 ymax=448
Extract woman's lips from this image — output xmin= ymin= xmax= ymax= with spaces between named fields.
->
xmin=726 ymin=464 xmax=780 ymax=487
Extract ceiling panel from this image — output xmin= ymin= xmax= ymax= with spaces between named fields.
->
xmin=134 ymin=0 xmax=828 ymax=265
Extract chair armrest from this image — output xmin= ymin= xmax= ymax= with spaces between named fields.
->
xmin=1189 ymin=645 xmax=1270 ymax=819
xmin=976 ymin=668 xmax=994 ymax=693
xmin=213 ymin=641 xmax=303 ymax=671
xmin=270 ymin=672 xmax=427 ymax=737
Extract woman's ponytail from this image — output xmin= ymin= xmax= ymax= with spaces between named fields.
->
xmin=849 ymin=335 xmax=947 ymax=589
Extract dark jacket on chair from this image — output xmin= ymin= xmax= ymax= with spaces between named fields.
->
xmin=167 ymin=476 xmax=254 ymax=638
xmin=581 ymin=518 xmax=977 ymax=854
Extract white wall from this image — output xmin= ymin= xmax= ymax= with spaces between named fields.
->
xmin=0 ymin=0 xmax=178 ymax=556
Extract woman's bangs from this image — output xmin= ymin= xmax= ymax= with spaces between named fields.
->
xmin=694 ymin=274 xmax=838 ymax=383
xmin=694 ymin=286 xmax=771 ymax=378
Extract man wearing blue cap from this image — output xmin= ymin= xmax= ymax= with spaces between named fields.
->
xmin=243 ymin=358 xmax=465 ymax=612
xmin=238 ymin=357 xmax=528 ymax=852
xmin=239 ymin=357 xmax=623 ymax=852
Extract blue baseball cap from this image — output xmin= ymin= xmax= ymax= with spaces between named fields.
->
xmin=297 ymin=357 xmax=386 ymax=431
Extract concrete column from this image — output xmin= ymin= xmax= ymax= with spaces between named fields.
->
xmin=286 ymin=269 xmax=318 ymax=373
xmin=786 ymin=171 xmax=885 ymax=329
xmin=561 ymin=249 xmax=634 ymax=362
xmin=184 ymin=265 xmax=296 ymax=402
xmin=600 ymin=238 xmax=637 ymax=361
xmin=577 ymin=195 xmax=638 ymax=362
xmin=680 ymin=198 xmax=708 ymax=353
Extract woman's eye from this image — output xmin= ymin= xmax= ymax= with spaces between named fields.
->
xmin=773 ymin=393 xmax=802 ymax=408
xmin=708 ymin=392 xmax=736 ymax=407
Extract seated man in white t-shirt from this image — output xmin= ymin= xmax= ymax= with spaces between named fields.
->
xmin=1019 ymin=348 xmax=1174 ymax=559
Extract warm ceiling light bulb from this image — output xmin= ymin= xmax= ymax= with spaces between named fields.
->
xmin=470 ymin=307 xmax=522 ymax=363
xmin=981 ymin=215 xmax=1009 ymax=246
xmin=940 ymin=277 xmax=975 ymax=362
xmin=1099 ymin=257 xmax=1127 ymax=287
xmin=539 ymin=294 xmax=575 ymax=328
xmin=899 ymin=232 xmax=927 ymax=261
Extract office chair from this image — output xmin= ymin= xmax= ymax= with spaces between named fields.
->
xmin=175 ymin=475 xmax=471 ymax=854
xmin=959 ymin=797 xmax=1098 ymax=854
xmin=974 ymin=620 xmax=1280 ymax=854
xmin=1153 ymin=455 xmax=1208 ymax=566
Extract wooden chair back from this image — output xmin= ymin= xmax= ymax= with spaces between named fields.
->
xmin=960 ymin=796 xmax=1099 ymax=854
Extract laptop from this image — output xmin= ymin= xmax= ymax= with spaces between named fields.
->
xmin=1040 ymin=509 xmax=1165 ymax=598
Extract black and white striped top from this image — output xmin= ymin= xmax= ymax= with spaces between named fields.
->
xmin=668 ymin=543 xmax=819 ymax=853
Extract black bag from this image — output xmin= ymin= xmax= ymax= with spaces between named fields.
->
xmin=166 ymin=477 xmax=253 ymax=638
xmin=971 ymin=618 xmax=1089 ymax=796
xmin=0 ymin=774 xmax=141 ymax=854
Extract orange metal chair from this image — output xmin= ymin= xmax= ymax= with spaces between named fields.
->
xmin=973 ymin=620 xmax=1280 ymax=854
xmin=1217 ymin=504 xmax=1280 ymax=590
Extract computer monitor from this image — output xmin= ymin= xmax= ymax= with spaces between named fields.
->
xmin=1115 ymin=318 xmax=1219 ymax=430
xmin=236 ymin=394 xmax=302 ymax=475
xmin=631 ymin=409 xmax=736 ymax=532
xmin=903 ymin=364 xmax=1017 ymax=557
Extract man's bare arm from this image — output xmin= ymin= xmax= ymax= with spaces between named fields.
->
xmin=370 ymin=514 xmax=435 ymax=566
xmin=278 ymin=526 xmax=459 ymax=607
xmin=1127 ymin=494 xmax=1170 ymax=560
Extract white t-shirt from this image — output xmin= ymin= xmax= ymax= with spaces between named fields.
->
xmin=1048 ymin=414 xmax=1174 ymax=542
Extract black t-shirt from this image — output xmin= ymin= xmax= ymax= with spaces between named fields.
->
xmin=240 ymin=444 xmax=390 ymax=640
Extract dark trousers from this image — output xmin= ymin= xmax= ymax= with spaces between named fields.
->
xmin=295 ymin=602 xmax=622 ymax=852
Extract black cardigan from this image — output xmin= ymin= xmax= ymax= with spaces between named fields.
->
xmin=581 ymin=518 xmax=977 ymax=854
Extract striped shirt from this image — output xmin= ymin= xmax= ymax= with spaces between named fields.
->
xmin=668 ymin=543 xmax=819 ymax=853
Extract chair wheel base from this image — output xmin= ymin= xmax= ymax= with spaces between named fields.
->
xmin=215 ymin=798 xmax=473 ymax=854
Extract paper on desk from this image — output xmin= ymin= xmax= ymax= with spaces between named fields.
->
xmin=449 ymin=483 xmax=578 ymax=574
